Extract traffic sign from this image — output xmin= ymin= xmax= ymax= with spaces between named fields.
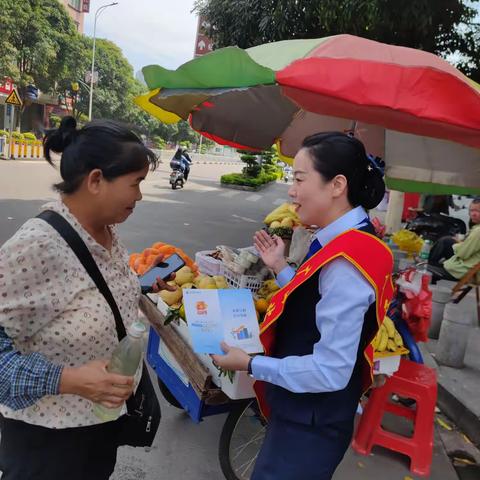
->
xmin=5 ymin=88 xmax=22 ymax=107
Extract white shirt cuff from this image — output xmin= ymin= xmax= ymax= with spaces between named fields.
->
xmin=251 ymin=355 xmax=280 ymax=384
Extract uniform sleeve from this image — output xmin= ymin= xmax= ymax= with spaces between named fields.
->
xmin=252 ymin=258 xmax=375 ymax=393
xmin=276 ymin=265 xmax=296 ymax=287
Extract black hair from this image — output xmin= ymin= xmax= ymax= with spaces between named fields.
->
xmin=471 ymin=197 xmax=480 ymax=205
xmin=173 ymin=148 xmax=183 ymax=160
xmin=43 ymin=116 xmax=158 ymax=194
xmin=301 ymin=132 xmax=385 ymax=210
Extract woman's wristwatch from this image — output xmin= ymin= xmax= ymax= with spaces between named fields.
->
xmin=247 ymin=357 xmax=253 ymax=377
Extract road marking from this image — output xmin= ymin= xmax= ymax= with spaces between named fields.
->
xmin=232 ymin=214 xmax=258 ymax=223
xmin=219 ymin=190 xmax=241 ymax=197
xmin=141 ymin=195 xmax=187 ymax=204
xmin=246 ymin=194 xmax=262 ymax=202
xmin=272 ymin=198 xmax=286 ymax=205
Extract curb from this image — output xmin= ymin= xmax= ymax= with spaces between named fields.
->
xmin=219 ymin=181 xmax=276 ymax=192
xmin=419 ymin=343 xmax=480 ymax=448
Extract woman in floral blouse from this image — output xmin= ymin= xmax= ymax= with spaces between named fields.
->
xmin=0 ymin=116 xmax=172 ymax=479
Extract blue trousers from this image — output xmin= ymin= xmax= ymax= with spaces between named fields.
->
xmin=251 ymin=413 xmax=354 ymax=480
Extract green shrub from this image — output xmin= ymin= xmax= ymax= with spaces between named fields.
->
xmin=49 ymin=114 xmax=62 ymax=128
xmin=23 ymin=132 xmax=36 ymax=141
xmin=239 ymin=151 xmax=259 ymax=176
xmin=0 ymin=130 xmax=9 ymax=138
xmin=221 ymin=172 xmax=277 ymax=187
xmin=243 ymin=164 xmax=262 ymax=177
xmin=152 ymin=136 xmax=166 ymax=149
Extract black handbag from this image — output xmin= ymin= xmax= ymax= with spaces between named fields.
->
xmin=37 ymin=210 xmax=161 ymax=448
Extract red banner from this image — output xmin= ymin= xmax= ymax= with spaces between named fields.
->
xmin=0 ymin=77 xmax=14 ymax=96
xmin=82 ymin=0 xmax=90 ymax=13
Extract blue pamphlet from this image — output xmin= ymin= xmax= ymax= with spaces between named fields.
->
xmin=183 ymin=288 xmax=263 ymax=355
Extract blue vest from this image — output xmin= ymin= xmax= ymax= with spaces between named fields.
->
xmin=266 ymin=223 xmax=378 ymax=426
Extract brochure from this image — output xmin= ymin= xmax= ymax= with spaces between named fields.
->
xmin=183 ymin=288 xmax=263 ymax=355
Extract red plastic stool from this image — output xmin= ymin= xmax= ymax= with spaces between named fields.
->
xmin=352 ymin=359 xmax=437 ymax=477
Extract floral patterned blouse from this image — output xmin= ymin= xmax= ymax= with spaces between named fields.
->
xmin=0 ymin=200 xmax=140 ymax=428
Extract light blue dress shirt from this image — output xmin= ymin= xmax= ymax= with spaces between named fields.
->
xmin=251 ymin=206 xmax=375 ymax=393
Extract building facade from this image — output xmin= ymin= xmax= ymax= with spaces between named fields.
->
xmin=59 ymin=0 xmax=89 ymax=33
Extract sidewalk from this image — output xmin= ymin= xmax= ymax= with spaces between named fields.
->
xmin=334 ymin=412 xmax=458 ymax=480
xmin=419 ymin=327 xmax=480 ymax=448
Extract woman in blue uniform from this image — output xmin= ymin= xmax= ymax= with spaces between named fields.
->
xmin=212 ymin=132 xmax=394 ymax=480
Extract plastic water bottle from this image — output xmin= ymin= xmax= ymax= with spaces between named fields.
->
xmin=93 ymin=321 xmax=146 ymax=421
xmin=418 ymin=239 xmax=432 ymax=270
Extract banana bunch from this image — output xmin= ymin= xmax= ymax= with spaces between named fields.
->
xmin=264 ymin=203 xmax=300 ymax=229
xmin=391 ymin=229 xmax=424 ymax=256
xmin=257 ymin=279 xmax=280 ymax=302
xmin=373 ymin=316 xmax=404 ymax=353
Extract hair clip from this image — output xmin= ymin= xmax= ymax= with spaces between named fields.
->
xmin=367 ymin=154 xmax=385 ymax=175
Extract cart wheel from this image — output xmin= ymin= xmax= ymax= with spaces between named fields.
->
xmin=219 ymin=399 xmax=266 ymax=480
xmin=157 ymin=378 xmax=183 ymax=409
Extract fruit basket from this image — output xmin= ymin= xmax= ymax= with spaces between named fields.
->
xmin=223 ymin=266 xmax=263 ymax=292
xmin=195 ymin=250 xmax=224 ymax=276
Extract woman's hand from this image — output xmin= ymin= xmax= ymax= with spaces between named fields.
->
xmin=59 ymin=360 xmax=134 ymax=408
xmin=254 ymin=230 xmax=287 ymax=274
xmin=149 ymin=253 xmax=179 ymax=293
xmin=151 ymin=273 xmax=177 ymax=294
xmin=211 ymin=342 xmax=250 ymax=371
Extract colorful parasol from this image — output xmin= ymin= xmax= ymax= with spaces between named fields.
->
xmin=136 ymin=34 xmax=480 ymax=194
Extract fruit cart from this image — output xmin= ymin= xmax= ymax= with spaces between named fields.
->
xmin=131 ymin=240 xmax=274 ymax=480
xmin=140 ymin=294 xmax=266 ymax=480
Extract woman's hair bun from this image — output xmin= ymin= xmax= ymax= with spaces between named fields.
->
xmin=356 ymin=164 xmax=386 ymax=210
xmin=43 ymin=116 xmax=78 ymax=161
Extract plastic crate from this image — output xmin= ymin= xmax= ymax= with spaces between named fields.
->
xmin=223 ymin=266 xmax=263 ymax=293
xmin=195 ymin=250 xmax=224 ymax=276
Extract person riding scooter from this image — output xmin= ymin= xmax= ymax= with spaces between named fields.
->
xmin=171 ymin=148 xmax=192 ymax=181
xmin=180 ymin=148 xmax=192 ymax=181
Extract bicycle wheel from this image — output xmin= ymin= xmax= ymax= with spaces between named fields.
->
xmin=219 ymin=399 xmax=266 ymax=480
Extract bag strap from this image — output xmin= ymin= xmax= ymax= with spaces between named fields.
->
xmin=37 ymin=210 xmax=127 ymax=341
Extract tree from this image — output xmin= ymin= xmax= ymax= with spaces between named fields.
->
xmin=0 ymin=0 xmax=83 ymax=108
xmin=194 ymin=0 xmax=480 ymax=81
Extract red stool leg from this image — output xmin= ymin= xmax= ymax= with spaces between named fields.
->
xmin=352 ymin=383 xmax=391 ymax=455
xmin=408 ymin=385 xmax=437 ymax=477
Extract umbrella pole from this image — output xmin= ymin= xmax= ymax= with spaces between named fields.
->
xmin=385 ymin=190 xmax=404 ymax=234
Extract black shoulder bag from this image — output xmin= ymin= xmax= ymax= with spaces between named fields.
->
xmin=37 ymin=210 xmax=161 ymax=448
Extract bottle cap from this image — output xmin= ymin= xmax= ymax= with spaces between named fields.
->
xmin=128 ymin=321 xmax=146 ymax=338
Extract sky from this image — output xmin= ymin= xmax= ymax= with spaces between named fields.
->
xmin=83 ymin=0 xmax=480 ymax=78
xmin=83 ymin=0 xmax=199 ymax=77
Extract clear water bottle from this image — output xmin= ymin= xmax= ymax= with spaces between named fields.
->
xmin=93 ymin=321 xmax=146 ymax=421
xmin=418 ymin=239 xmax=432 ymax=269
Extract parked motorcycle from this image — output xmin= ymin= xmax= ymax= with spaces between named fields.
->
xmin=406 ymin=212 xmax=466 ymax=241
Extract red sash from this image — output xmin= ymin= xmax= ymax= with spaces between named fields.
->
xmin=254 ymin=229 xmax=394 ymax=418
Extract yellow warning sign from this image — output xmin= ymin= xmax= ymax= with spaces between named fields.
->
xmin=5 ymin=88 xmax=22 ymax=107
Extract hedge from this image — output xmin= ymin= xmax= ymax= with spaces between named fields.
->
xmin=221 ymin=171 xmax=279 ymax=187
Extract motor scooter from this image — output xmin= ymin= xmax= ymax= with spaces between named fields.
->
xmin=169 ymin=168 xmax=185 ymax=189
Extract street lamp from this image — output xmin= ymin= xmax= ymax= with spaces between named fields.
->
xmin=88 ymin=2 xmax=119 ymax=121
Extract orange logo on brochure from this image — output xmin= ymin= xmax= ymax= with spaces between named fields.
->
xmin=196 ymin=301 xmax=208 ymax=315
